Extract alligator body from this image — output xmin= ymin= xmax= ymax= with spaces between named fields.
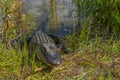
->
xmin=10 ymin=31 xmax=70 ymax=67
xmin=28 ymin=31 xmax=61 ymax=66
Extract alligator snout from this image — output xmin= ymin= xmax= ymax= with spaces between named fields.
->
xmin=46 ymin=53 xmax=61 ymax=66
xmin=50 ymin=60 xmax=61 ymax=66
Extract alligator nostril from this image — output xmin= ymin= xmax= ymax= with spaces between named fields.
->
xmin=56 ymin=61 xmax=61 ymax=65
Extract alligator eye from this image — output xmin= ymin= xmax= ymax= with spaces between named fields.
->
xmin=49 ymin=46 xmax=55 ymax=50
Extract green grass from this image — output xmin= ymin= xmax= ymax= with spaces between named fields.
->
xmin=0 ymin=0 xmax=120 ymax=80
xmin=0 ymin=37 xmax=120 ymax=80
xmin=0 ymin=43 xmax=22 ymax=79
xmin=73 ymin=0 xmax=120 ymax=36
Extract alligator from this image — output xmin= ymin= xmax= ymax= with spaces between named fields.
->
xmin=28 ymin=31 xmax=61 ymax=66
xmin=10 ymin=30 xmax=71 ymax=67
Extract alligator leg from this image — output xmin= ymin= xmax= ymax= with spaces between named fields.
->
xmin=10 ymin=36 xmax=32 ymax=49
xmin=47 ymin=33 xmax=70 ymax=54
xmin=57 ymin=42 xmax=71 ymax=54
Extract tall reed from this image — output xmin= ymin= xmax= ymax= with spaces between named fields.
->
xmin=1 ymin=0 xmax=35 ymax=47
xmin=49 ymin=0 xmax=58 ymax=33
xmin=72 ymin=0 xmax=120 ymax=37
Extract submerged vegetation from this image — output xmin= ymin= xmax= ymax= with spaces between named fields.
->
xmin=0 ymin=0 xmax=120 ymax=80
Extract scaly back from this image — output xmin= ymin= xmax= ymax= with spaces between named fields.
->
xmin=30 ymin=31 xmax=55 ymax=45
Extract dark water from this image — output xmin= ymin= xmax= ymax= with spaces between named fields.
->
xmin=23 ymin=0 xmax=75 ymax=38
xmin=0 ymin=0 xmax=77 ymax=40
xmin=37 ymin=17 xmax=73 ymax=38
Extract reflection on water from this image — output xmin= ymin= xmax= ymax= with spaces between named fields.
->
xmin=37 ymin=17 xmax=73 ymax=38
xmin=23 ymin=0 xmax=75 ymax=38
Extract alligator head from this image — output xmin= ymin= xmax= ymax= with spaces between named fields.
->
xmin=28 ymin=31 xmax=62 ymax=67
xmin=33 ymin=42 xmax=61 ymax=67
xmin=38 ymin=43 xmax=61 ymax=66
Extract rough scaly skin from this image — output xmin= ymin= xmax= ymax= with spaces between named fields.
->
xmin=28 ymin=31 xmax=61 ymax=66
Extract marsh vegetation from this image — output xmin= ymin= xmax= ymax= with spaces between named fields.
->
xmin=0 ymin=0 xmax=120 ymax=80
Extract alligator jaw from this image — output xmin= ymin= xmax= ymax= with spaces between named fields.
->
xmin=35 ymin=44 xmax=61 ymax=67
